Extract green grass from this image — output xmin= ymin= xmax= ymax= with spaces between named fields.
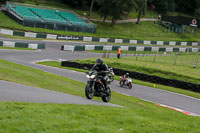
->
xmin=0 ymin=59 xmax=85 ymax=96
xmin=0 ymin=59 xmax=200 ymax=133
xmin=0 ymin=10 xmax=200 ymax=42
xmin=37 ymin=61 xmax=200 ymax=99
xmin=73 ymin=53 xmax=200 ymax=84
xmin=0 ymin=46 xmax=35 ymax=50
xmin=1 ymin=101 xmax=200 ymax=133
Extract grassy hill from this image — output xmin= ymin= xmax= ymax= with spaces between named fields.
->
xmin=0 ymin=59 xmax=200 ymax=133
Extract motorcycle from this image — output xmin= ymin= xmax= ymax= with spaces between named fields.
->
xmin=107 ymin=67 xmax=115 ymax=84
xmin=85 ymin=71 xmax=111 ymax=102
xmin=119 ymin=76 xmax=132 ymax=89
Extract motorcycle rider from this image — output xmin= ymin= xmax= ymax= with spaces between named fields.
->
xmin=122 ymin=73 xmax=130 ymax=83
xmin=90 ymin=58 xmax=109 ymax=90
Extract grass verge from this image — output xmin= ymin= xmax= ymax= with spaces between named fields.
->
xmin=0 ymin=59 xmax=200 ymax=133
xmin=37 ymin=61 xmax=200 ymax=99
xmin=0 ymin=46 xmax=35 ymax=50
xmin=73 ymin=54 xmax=200 ymax=84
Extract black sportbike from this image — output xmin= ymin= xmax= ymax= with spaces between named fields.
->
xmin=85 ymin=71 xmax=111 ymax=102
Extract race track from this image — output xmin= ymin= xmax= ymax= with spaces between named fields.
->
xmin=0 ymin=37 xmax=200 ymax=116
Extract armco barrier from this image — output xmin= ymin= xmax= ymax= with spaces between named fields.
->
xmin=61 ymin=61 xmax=200 ymax=93
xmin=0 ymin=29 xmax=199 ymax=46
xmin=61 ymin=45 xmax=200 ymax=52
xmin=0 ymin=41 xmax=45 ymax=49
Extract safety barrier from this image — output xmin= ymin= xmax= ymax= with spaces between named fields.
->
xmin=0 ymin=40 xmax=45 ymax=49
xmin=61 ymin=45 xmax=200 ymax=52
xmin=0 ymin=29 xmax=199 ymax=46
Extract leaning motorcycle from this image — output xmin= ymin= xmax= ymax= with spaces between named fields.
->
xmin=107 ymin=67 xmax=115 ymax=84
xmin=119 ymin=76 xmax=132 ymax=89
xmin=85 ymin=71 xmax=111 ymax=102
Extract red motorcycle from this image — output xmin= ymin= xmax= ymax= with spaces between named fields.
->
xmin=119 ymin=76 xmax=132 ymax=89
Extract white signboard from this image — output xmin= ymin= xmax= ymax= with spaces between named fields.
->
xmin=3 ymin=41 xmax=15 ymax=47
xmin=85 ymin=45 xmax=95 ymax=50
xmin=157 ymin=41 xmax=164 ymax=45
xmin=47 ymin=34 xmax=57 ymax=39
xmin=0 ymin=29 xmax=13 ymax=35
xmin=144 ymin=41 xmax=151 ymax=45
xmin=120 ymin=46 xmax=129 ymax=51
xmin=28 ymin=44 xmax=38 ymax=49
xmin=181 ymin=42 xmax=187 ymax=46
xmin=99 ymin=38 xmax=108 ymax=43
xmin=83 ymin=37 xmax=92 ymax=42
xmin=103 ymin=46 xmax=112 ymax=50
xmin=151 ymin=47 xmax=159 ymax=52
xmin=25 ymin=32 xmax=37 ymax=38
xmin=166 ymin=47 xmax=173 ymax=52
xmin=136 ymin=47 xmax=144 ymax=51
xmin=115 ymin=39 xmax=123 ymax=43
xmin=63 ymin=45 xmax=75 ymax=51
xmin=130 ymin=40 xmax=137 ymax=44
xmin=169 ymin=42 xmax=176 ymax=46
xmin=179 ymin=48 xmax=186 ymax=52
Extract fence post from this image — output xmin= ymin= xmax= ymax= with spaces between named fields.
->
xmin=136 ymin=54 xmax=138 ymax=61
xmin=107 ymin=50 xmax=110 ymax=58
xmin=194 ymin=41 xmax=200 ymax=68
xmin=102 ymin=50 xmax=106 ymax=58
xmin=153 ymin=53 xmax=157 ymax=63
xmin=193 ymin=53 xmax=199 ymax=68
xmin=174 ymin=53 xmax=178 ymax=65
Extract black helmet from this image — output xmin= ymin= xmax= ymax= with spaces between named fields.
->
xmin=126 ymin=73 xmax=129 ymax=76
xmin=96 ymin=58 xmax=103 ymax=66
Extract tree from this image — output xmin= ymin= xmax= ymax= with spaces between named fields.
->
xmin=88 ymin=0 xmax=95 ymax=19
xmin=60 ymin=0 xmax=89 ymax=10
xmin=97 ymin=0 xmax=113 ymax=22
xmin=195 ymin=0 xmax=200 ymax=18
xmin=135 ymin=0 xmax=147 ymax=24
xmin=175 ymin=0 xmax=195 ymax=14
xmin=97 ymin=0 xmax=135 ymax=26
xmin=167 ymin=0 xmax=175 ymax=12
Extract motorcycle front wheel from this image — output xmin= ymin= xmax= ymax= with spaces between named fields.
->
xmin=85 ymin=84 xmax=94 ymax=99
xmin=128 ymin=83 xmax=132 ymax=89
xmin=102 ymin=86 xmax=111 ymax=102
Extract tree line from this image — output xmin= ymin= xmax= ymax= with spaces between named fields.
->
xmin=2 ymin=0 xmax=200 ymax=25
xmin=61 ymin=0 xmax=200 ymax=25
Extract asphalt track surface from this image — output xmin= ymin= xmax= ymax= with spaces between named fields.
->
xmin=0 ymin=37 xmax=200 ymax=116
xmin=0 ymin=80 xmax=120 ymax=107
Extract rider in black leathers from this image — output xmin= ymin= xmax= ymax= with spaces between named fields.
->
xmin=90 ymin=58 xmax=109 ymax=89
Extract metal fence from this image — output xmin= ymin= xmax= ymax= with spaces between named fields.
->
xmin=102 ymin=50 xmax=200 ymax=68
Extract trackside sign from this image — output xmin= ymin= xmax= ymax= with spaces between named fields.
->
xmin=57 ymin=36 xmax=80 ymax=40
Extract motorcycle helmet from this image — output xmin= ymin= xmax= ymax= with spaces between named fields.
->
xmin=96 ymin=58 xmax=103 ymax=66
xmin=126 ymin=73 xmax=129 ymax=76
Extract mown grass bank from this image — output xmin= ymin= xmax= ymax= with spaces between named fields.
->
xmin=37 ymin=61 xmax=200 ymax=99
xmin=73 ymin=53 xmax=200 ymax=84
xmin=0 ymin=59 xmax=200 ymax=132
xmin=0 ymin=10 xmax=199 ymax=42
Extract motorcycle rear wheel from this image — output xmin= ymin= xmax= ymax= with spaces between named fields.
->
xmin=85 ymin=84 xmax=94 ymax=99
xmin=119 ymin=80 xmax=123 ymax=87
